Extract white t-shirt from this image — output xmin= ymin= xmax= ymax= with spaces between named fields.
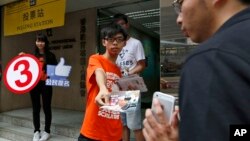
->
xmin=116 ymin=37 xmax=145 ymax=75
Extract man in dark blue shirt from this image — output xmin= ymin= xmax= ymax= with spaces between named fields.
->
xmin=143 ymin=0 xmax=250 ymax=141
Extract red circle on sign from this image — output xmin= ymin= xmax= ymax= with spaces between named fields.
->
xmin=3 ymin=54 xmax=42 ymax=94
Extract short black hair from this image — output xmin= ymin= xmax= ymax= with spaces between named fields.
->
xmin=239 ymin=0 xmax=250 ymax=4
xmin=101 ymin=23 xmax=128 ymax=39
xmin=113 ymin=13 xmax=128 ymax=24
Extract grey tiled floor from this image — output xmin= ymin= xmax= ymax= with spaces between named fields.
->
xmin=0 ymin=107 xmax=147 ymax=141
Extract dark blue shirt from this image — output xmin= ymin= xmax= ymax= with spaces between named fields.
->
xmin=179 ymin=7 xmax=250 ymax=141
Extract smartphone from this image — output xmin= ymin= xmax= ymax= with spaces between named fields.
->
xmin=151 ymin=91 xmax=175 ymax=124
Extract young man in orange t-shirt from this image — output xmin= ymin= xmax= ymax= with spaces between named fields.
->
xmin=78 ymin=23 xmax=128 ymax=141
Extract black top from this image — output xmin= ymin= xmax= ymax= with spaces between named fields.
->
xmin=35 ymin=51 xmax=57 ymax=72
xmin=179 ymin=8 xmax=250 ymax=141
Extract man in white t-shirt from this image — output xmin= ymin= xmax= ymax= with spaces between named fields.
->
xmin=113 ymin=13 xmax=146 ymax=141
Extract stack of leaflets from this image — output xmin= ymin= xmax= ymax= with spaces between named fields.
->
xmin=101 ymin=90 xmax=140 ymax=112
xmin=117 ymin=74 xmax=148 ymax=92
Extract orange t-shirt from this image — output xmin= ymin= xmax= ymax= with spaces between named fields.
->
xmin=38 ymin=57 xmax=47 ymax=81
xmin=80 ymin=54 xmax=122 ymax=141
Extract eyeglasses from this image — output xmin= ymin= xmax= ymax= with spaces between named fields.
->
xmin=105 ymin=37 xmax=125 ymax=43
xmin=172 ymin=0 xmax=183 ymax=14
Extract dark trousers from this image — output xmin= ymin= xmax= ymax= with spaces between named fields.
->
xmin=78 ymin=134 xmax=99 ymax=141
xmin=30 ymin=81 xmax=52 ymax=133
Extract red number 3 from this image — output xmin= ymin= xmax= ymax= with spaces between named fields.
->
xmin=14 ymin=60 xmax=32 ymax=87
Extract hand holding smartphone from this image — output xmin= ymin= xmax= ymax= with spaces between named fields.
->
xmin=151 ymin=91 xmax=175 ymax=124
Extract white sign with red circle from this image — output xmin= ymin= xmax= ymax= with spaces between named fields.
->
xmin=3 ymin=54 xmax=41 ymax=94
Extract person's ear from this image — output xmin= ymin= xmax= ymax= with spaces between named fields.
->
xmin=102 ymin=39 xmax=106 ymax=47
xmin=126 ymin=23 xmax=130 ymax=29
xmin=212 ymin=0 xmax=226 ymax=7
xmin=123 ymin=41 xmax=126 ymax=47
xmin=120 ymin=40 xmax=126 ymax=48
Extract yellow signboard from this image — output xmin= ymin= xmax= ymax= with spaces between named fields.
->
xmin=4 ymin=0 xmax=66 ymax=36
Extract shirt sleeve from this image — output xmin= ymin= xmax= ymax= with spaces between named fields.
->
xmin=135 ymin=40 xmax=145 ymax=61
xmin=86 ymin=55 xmax=103 ymax=89
xmin=52 ymin=53 xmax=58 ymax=65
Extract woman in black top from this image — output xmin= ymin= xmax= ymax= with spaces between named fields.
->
xmin=30 ymin=33 xmax=57 ymax=141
